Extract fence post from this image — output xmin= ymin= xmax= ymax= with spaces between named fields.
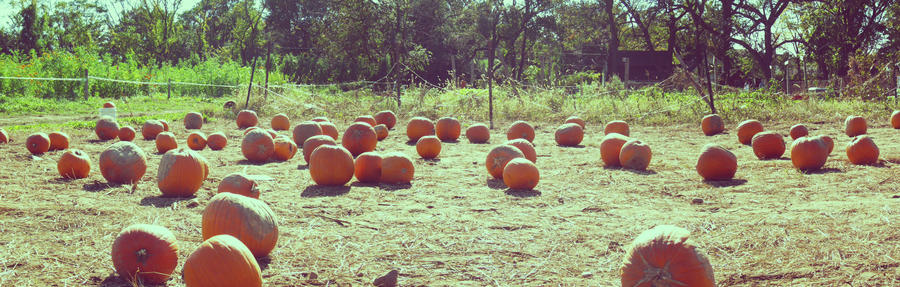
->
xmin=167 ymin=78 xmax=172 ymax=100
xmin=83 ymin=69 xmax=89 ymax=100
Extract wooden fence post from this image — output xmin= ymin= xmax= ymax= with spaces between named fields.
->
xmin=245 ymin=57 xmax=257 ymax=109
xmin=167 ymin=79 xmax=172 ymax=100
xmin=83 ymin=69 xmax=89 ymax=100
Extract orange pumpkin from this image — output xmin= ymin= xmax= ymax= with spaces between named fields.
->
xmin=207 ymin=132 xmax=227 ymax=150
xmin=270 ymin=113 xmax=291 ymax=131
xmin=302 ymin=135 xmax=337 ymax=164
xmin=619 ymin=139 xmax=652 ymax=170
xmin=466 ymin=123 xmax=490 ymax=143
xmin=600 ymin=133 xmax=630 ymax=167
xmin=354 ymin=115 xmax=377 ymax=127
xmin=407 ymin=117 xmax=435 ymax=142
xmin=318 ymin=121 xmax=339 ymax=140
xmin=311 ymin=116 xmax=329 ymax=123
xmin=57 ymin=149 xmax=91 ymax=179
xmin=218 ymin=173 xmax=260 ymax=198
xmin=265 ymin=129 xmax=278 ymax=138
xmin=118 ymin=126 xmax=136 ymax=141
xmin=25 ymin=133 xmax=50 ymax=155
xmin=506 ymin=120 xmax=535 ymax=143
xmin=502 ymin=158 xmax=539 ymax=190
xmin=184 ymin=112 xmax=204 ymax=130
xmin=48 ymin=131 xmax=69 ymax=150
xmin=604 ymin=120 xmax=630 ymax=136
xmin=374 ymin=124 xmax=389 ymax=141
xmin=159 ymin=119 xmax=170 ymax=132
xmin=187 ymin=132 xmax=207 ymax=151
xmin=696 ymin=144 xmax=737 ymax=181
xmin=555 ymin=123 xmax=584 ymax=146
xmin=309 ymin=144 xmax=355 ymax=186
xmin=99 ymin=141 xmax=148 ymax=184
xmin=565 ymin=116 xmax=586 ymax=129
xmin=789 ymin=124 xmax=808 ymax=140
xmin=485 ymin=145 xmax=525 ymax=179
xmin=374 ymin=110 xmax=397 ymax=129
xmin=342 ymin=122 xmax=378 ymax=157
xmin=272 ymin=136 xmax=298 ymax=161
xmin=0 ymin=128 xmax=8 ymax=143
xmin=183 ymin=234 xmax=262 ymax=287
xmin=202 ymin=192 xmax=278 ymax=257
xmin=157 ymin=148 xmax=207 ymax=197
xmin=236 ymin=110 xmax=259 ymax=129
xmin=790 ymin=136 xmax=829 ymax=171
xmin=506 ymin=138 xmax=537 ymax=163
xmin=292 ymin=121 xmax=323 ymax=147
xmin=621 ymin=225 xmax=715 ymax=287
xmin=751 ymin=131 xmax=785 ymax=160
xmin=416 ymin=135 xmax=441 ymax=159
xmin=243 ymin=126 xmax=261 ymax=136
xmin=242 ymin=129 xmax=275 ymax=163
xmin=354 ymin=152 xmax=382 ymax=183
xmin=846 ymin=135 xmax=879 ymax=165
xmin=155 ymin=132 xmax=178 ymax=154
xmin=736 ymin=119 xmax=763 ymax=145
xmin=103 ymin=102 xmax=116 ymax=108
xmin=381 ymin=152 xmax=414 ymax=184
xmin=700 ymin=114 xmax=724 ymax=136
xmin=142 ymin=120 xmax=165 ymax=140
xmin=844 ymin=115 xmax=867 ymax=137
xmin=96 ymin=117 xmax=120 ymax=141
xmin=436 ymin=117 xmax=462 ymax=142
xmin=111 ymin=224 xmax=179 ymax=285
xmin=817 ymin=135 xmax=835 ymax=154
xmin=892 ymin=110 xmax=900 ymax=129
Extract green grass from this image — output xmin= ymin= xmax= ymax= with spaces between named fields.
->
xmin=0 ymin=93 xmax=220 ymax=117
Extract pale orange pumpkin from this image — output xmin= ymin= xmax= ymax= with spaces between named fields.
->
xmin=485 ymin=145 xmax=525 ymax=179
xmin=182 ymin=234 xmax=262 ymax=287
xmin=99 ymin=141 xmax=148 ymax=184
xmin=354 ymin=115 xmax=377 ymax=127
xmin=751 ymin=131 xmax=785 ymax=160
xmin=270 ymin=113 xmax=291 ymax=131
xmin=342 ymin=122 xmax=378 ymax=157
xmin=506 ymin=120 xmax=535 ymax=143
xmin=241 ymin=129 xmax=275 ymax=163
xmin=142 ymin=120 xmax=165 ymax=140
xmin=696 ymin=144 xmax=737 ymax=181
xmin=118 ymin=126 xmax=136 ymax=141
xmin=48 ymin=131 xmax=69 ymax=150
xmin=416 ymin=135 xmax=441 ymax=159
xmin=354 ymin=152 xmax=382 ymax=183
xmin=844 ymin=116 xmax=867 ymax=137
xmin=318 ymin=121 xmax=339 ymax=140
xmin=407 ymin=117 xmax=435 ymax=142
xmin=292 ymin=121 xmax=323 ymax=147
xmin=555 ymin=123 xmax=584 ymax=146
xmin=374 ymin=110 xmax=397 ymax=129
xmin=502 ymin=158 xmax=539 ymax=190
xmin=466 ymin=123 xmax=490 ymax=143
xmin=621 ymin=225 xmax=715 ymax=287
xmin=600 ymin=133 xmax=630 ymax=167
xmin=187 ymin=132 xmax=207 ymax=151
xmin=157 ymin=148 xmax=207 ymax=197
xmin=25 ymin=133 xmax=50 ymax=155
xmin=436 ymin=117 xmax=462 ymax=142
xmin=700 ymin=114 xmax=724 ymax=136
xmin=565 ymin=116 xmax=586 ymax=129
xmin=243 ymin=126 xmax=261 ymax=136
xmin=604 ymin=120 xmax=630 ymax=136
xmin=506 ymin=138 xmax=537 ymax=163
xmin=236 ymin=110 xmax=259 ymax=129
xmin=619 ymin=139 xmax=652 ymax=170
xmin=381 ymin=152 xmax=414 ymax=184
xmin=736 ymin=119 xmax=763 ymax=145
xmin=57 ymin=149 xmax=91 ymax=179
xmin=789 ymin=124 xmax=808 ymax=140
xmin=111 ymin=224 xmax=179 ymax=285
xmin=374 ymin=124 xmax=389 ymax=141
xmin=302 ymin=135 xmax=337 ymax=164
xmin=202 ymin=192 xmax=278 ymax=257
xmin=155 ymin=132 xmax=178 ymax=154
xmin=790 ymin=136 xmax=829 ymax=171
xmin=272 ymin=136 xmax=298 ymax=161
xmin=892 ymin=110 xmax=900 ymax=129
xmin=309 ymin=144 xmax=355 ymax=186
xmin=184 ymin=112 xmax=204 ymax=130
xmin=846 ymin=135 xmax=879 ymax=165
xmin=817 ymin=135 xmax=835 ymax=154
xmin=218 ymin=173 xmax=260 ymax=198
xmin=206 ymin=132 xmax=227 ymax=150
xmin=96 ymin=117 xmax=120 ymax=141
xmin=159 ymin=119 xmax=170 ymax=132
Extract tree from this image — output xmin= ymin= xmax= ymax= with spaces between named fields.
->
xmin=731 ymin=0 xmax=795 ymax=81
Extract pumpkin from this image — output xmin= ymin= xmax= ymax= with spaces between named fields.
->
xmin=265 ymin=129 xmax=278 ymax=138
xmin=272 ymin=136 xmax=298 ymax=161
xmin=202 ymin=192 xmax=278 ymax=257
xmin=374 ymin=124 xmax=389 ymax=141
xmin=142 ymin=120 xmax=165 ymax=140
xmin=700 ymin=114 xmax=724 ymax=136
xmin=25 ymin=133 xmax=50 ymax=155
xmin=604 ymin=120 xmax=630 ymax=136
xmin=187 ymin=132 xmax=207 ymax=151
xmin=565 ymin=116 xmax=586 ymax=129
xmin=619 ymin=139 xmax=652 ymax=170
xmin=156 ymin=148 xmax=206 ymax=197
xmin=374 ymin=110 xmax=397 ymax=129
xmin=236 ymin=110 xmax=259 ymax=129
xmin=354 ymin=115 xmax=377 ymax=127
xmin=790 ymin=136 xmax=830 ymax=171
xmin=100 ymin=141 xmax=147 ymax=184
xmin=817 ymin=135 xmax=835 ymax=154
xmin=600 ymin=133 xmax=630 ymax=167
xmin=620 ymin=225 xmax=715 ymax=287
xmin=309 ymin=145 xmax=355 ymax=186
xmin=736 ymin=119 xmax=763 ymax=145
xmin=354 ymin=152 xmax=382 ymax=183
xmin=103 ymin=102 xmax=116 ymax=108
xmin=155 ymin=132 xmax=178 ymax=154
xmin=436 ymin=117 xmax=462 ymax=141
xmin=184 ymin=112 xmax=204 ymax=130
xmin=506 ymin=120 xmax=535 ymax=143
xmin=302 ymin=135 xmax=337 ymax=164
xmin=319 ymin=121 xmax=339 ymax=140
xmin=243 ymin=126 xmax=261 ymax=136
xmin=485 ymin=145 xmax=525 ymax=179
xmin=555 ymin=123 xmax=584 ymax=146
xmin=270 ymin=113 xmax=291 ymax=131
xmin=241 ymin=129 xmax=275 ymax=163
xmin=696 ymin=144 xmax=737 ymax=181
xmin=182 ymin=234 xmax=262 ymax=287
xmin=96 ymin=117 xmax=120 ymax=141
xmin=751 ymin=131 xmax=785 ymax=160
xmin=57 ymin=149 xmax=91 ymax=179
xmin=381 ymin=152 xmax=414 ymax=184
xmin=789 ymin=124 xmax=808 ymax=140
xmin=159 ymin=119 xmax=170 ymax=131
xmin=407 ymin=117 xmax=435 ymax=142
xmin=207 ymin=132 xmax=227 ymax=150
xmin=506 ymin=138 xmax=537 ymax=163
xmin=0 ymin=128 xmax=8 ymax=143
xmin=844 ymin=116 xmax=867 ymax=137
xmin=466 ymin=123 xmax=491 ymax=143
xmin=118 ymin=126 xmax=136 ymax=141
xmin=111 ymin=224 xmax=178 ymax=285
xmin=218 ymin=173 xmax=260 ymax=198
xmin=292 ymin=121 xmax=323 ymax=147
xmin=846 ymin=135 xmax=879 ymax=165
xmin=311 ymin=116 xmax=329 ymax=123
xmin=502 ymin=158 xmax=539 ymax=190
xmin=416 ymin=135 xmax=441 ymax=159
xmin=892 ymin=110 xmax=900 ymax=129
xmin=342 ymin=122 xmax=378 ymax=157
xmin=48 ymin=131 xmax=69 ymax=150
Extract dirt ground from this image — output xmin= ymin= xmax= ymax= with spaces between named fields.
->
xmin=2 ymin=115 xmax=900 ymax=286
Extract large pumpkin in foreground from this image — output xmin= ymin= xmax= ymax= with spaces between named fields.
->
xmin=99 ymin=141 xmax=148 ymax=184
xmin=111 ymin=224 xmax=179 ymax=285
xmin=202 ymin=192 xmax=279 ymax=257
xmin=157 ymin=148 xmax=207 ymax=197
xmin=183 ymin=234 xmax=262 ymax=287
xmin=620 ymin=225 xmax=715 ymax=287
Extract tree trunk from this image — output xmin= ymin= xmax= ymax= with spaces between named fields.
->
xmin=605 ymin=0 xmax=619 ymax=81
xmin=515 ymin=0 xmax=532 ymax=82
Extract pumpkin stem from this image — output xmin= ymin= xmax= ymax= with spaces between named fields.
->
xmin=135 ymin=248 xmax=149 ymax=263
xmin=633 ymin=253 xmax=688 ymax=287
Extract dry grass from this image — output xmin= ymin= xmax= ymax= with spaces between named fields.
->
xmin=2 ymin=115 xmax=900 ymax=286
